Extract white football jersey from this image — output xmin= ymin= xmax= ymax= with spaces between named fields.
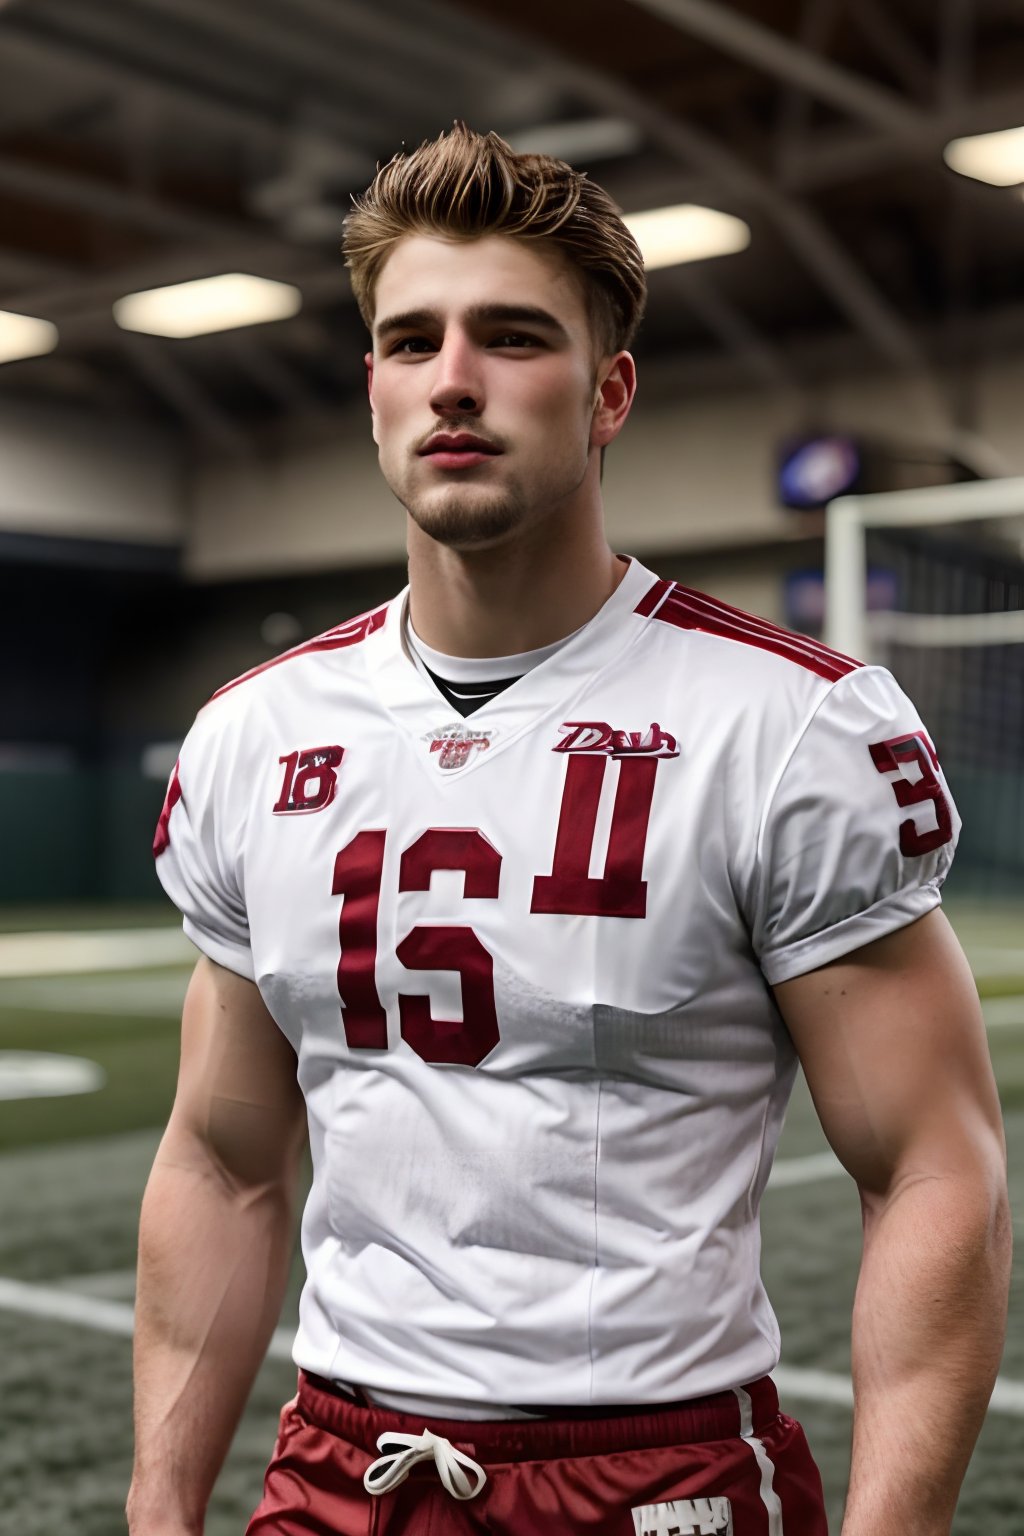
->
xmin=154 ymin=557 xmax=958 ymax=1408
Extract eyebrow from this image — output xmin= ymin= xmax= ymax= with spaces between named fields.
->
xmin=374 ymin=304 xmax=570 ymax=342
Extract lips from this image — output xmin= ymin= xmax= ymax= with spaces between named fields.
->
xmin=418 ymin=433 xmax=502 ymax=457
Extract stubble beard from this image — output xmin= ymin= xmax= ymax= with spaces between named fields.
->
xmin=404 ymin=484 xmax=527 ymax=549
xmin=391 ymin=452 xmax=590 ymax=552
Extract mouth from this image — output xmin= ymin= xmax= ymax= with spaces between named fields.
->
xmin=418 ymin=433 xmax=503 ymax=470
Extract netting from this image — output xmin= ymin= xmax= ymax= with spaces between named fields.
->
xmin=862 ymin=512 xmax=1024 ymax=894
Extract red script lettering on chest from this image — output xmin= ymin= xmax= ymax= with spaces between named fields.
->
xmin=554 ymin=721 xmax=680 ymax=758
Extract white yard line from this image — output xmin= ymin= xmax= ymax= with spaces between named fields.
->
xmin=0 ymin=928 xmax=193 ymax=977
xmin=0 ymin=974 xmax=189 ymax=1017
xmin=980 ymin=995 xmax=1024 ymax=1027
xmin=0 ymin=1052 xmax=106 ymax=1101
xmin=54 ymin=1267 xmax=139 ymax=1299
xmin=0 ymin=1277 xmax=137 ymax=1338
xmin=965 ymin=948 xmax=1024 ymax=977
xmin=0 ymin=1276 xmax=292 ymax=1354
xmin=774 ymin=1366 xmax=852 ymax=1407
xmin=1 ymin=1274 xmax=1021 ymax=1416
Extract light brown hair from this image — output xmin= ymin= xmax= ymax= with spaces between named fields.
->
xmin=343 ymin=123 xmax=646 ymax=356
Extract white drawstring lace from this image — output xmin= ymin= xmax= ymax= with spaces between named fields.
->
xmin=363 ymin=1427 xmax=487 ymax=1501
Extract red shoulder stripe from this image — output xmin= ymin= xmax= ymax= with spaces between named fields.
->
xmin=670 ymin=586 xmax=862 ymax=673
xmin=634 ymin=576 xmax=674 ymax=618
xmin=209 ymin=604 xmax=389 ymax=702
xmin=642 ymin=583 xmax=861 ymax=682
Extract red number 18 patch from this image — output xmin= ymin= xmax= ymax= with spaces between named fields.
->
xmin=274 ymin=746 xmax=345 ymax=814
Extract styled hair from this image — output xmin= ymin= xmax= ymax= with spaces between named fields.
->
xmin=343 ymin=123 xmax=646 ymax=356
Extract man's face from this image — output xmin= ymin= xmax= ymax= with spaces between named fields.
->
xmin=366 ymin=233 xmax=610 ymax=551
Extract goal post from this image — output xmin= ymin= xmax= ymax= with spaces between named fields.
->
xmin=824 ymin=476 xmax=1024 ymax=658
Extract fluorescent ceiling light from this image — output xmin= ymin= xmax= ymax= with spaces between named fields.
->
xmin=623 ymin=204 xmax=751 ymax=269
xmin=0 ymin=311 xmax=58 ymax=364
xmin=943 ymin=125 xmax=1024 ymax=186
xmin=113 ymin=273 xmax=301 ymax=338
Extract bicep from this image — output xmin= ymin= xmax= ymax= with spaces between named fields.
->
xmin=164 ymin=956 xmax=307 ymax=1189
xmin=774 ymin=909 xmax=1005 ymax=1199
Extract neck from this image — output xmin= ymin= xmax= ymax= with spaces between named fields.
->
xmin=406 ymin=502 xmax=625 ymax=659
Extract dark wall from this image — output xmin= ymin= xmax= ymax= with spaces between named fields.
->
xmin=0 ymin=539 xmax=407 ymax=906
xmin=0 ymin=539 xmax=184 ymax=904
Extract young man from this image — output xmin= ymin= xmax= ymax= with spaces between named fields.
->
xmin=129 ymin=127 xmax=1011 ymax=1536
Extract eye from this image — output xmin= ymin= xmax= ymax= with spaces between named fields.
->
xmin=390 ymin=336 xmax=436 ymax=355
xmin=490 ymin=333 xmax=541 ymax=349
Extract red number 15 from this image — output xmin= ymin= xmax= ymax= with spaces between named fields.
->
xmin=331 ymin=757 xmax=659 ymax=1067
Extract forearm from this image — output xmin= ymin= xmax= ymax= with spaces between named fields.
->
xmin=842 ymin=1166 xmax=1011 ymax=1536
xmin=127 ymin=1135 xmax=297 ymax=1535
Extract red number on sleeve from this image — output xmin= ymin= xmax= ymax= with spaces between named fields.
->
xmin=869 ymin=733 xmax=953 ymax=856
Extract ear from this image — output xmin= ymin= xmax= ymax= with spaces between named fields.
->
xmin=590 ymin=351 xmax=637 ymax=450
xmin=365 ymin=351 xmax=379 ymax=445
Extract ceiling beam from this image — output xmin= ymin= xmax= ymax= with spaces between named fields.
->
xmin=847 ymin=0 xmax=934 ymax=100
xmin=29 ymin=0 xmax=307 ymax=123
xmin=0 ymin=242 xmax=333 ymax=320
xmin=773 ymin=0 xmax=844 ymax=176
xmin=780 ymin=80 xmax=1024 ymax=190
xmin=0 ymin=150 xmax=270 ymax=244
xmin=222 ymin=334 xmax=322 ymax=414
xmin=263 ymin=0 xmax=512 ymax=93
xmin=395 ymin=0 xmax=560 ymax=79
xmin=627 ymin=0 xmax=929 ymax=139
xmin=551 ymin=56 xmax=928 ymax=373
xmin=0 ymin=250 xmax=74 ymax=287
xmin=120 ymin=334 xmax=250 ymax=455
xmin=0 ymin=25 xmax=285 ymax=149
xmin=123 ymin=0 xmax=445 ymax=122
xmin=661 ymin=265 xmax=802 ymax=396
xmin=939 ymin=0 xmax=974 ymax=113
xmin=0 ymin=15 xmax=375 ymax=153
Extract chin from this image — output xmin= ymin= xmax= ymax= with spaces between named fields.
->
xmin=406 ymin=490 xmax=526 ymax=550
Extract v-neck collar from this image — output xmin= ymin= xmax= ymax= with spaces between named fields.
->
xmin=363 ymin=556 xmax=662 ymax=778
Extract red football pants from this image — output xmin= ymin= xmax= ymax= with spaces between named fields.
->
xmin=245 ymin=1371 xmax=828 ymax=1534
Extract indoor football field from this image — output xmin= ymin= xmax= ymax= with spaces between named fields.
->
xmin=0 ymin=898 xmax=1020 ymax=1535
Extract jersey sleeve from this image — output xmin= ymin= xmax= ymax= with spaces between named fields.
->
xmin=751 ymin=666 xmax=959 ymax=986
xmin=152 ymin=703 xmax=254 ymax=980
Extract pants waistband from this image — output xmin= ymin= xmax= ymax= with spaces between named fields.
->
xmin=296 ymin=1371 xmax=780 ymax=1461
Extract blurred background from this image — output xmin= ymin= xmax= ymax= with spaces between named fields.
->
xmin=0 ymin=1 xmax=1021 ymax=1531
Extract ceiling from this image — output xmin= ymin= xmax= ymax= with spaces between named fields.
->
xmin=1 ymin=0 xmax=1023 ymax=460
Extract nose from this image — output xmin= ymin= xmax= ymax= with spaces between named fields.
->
xmin=429 ymin=330 xmax=484 ymax=418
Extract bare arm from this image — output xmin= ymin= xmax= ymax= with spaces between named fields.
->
xmin=127 ymin=956 xmax=307 ymax=1536
xmin=775 ymin=908 xmax=1012 ymax=1536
